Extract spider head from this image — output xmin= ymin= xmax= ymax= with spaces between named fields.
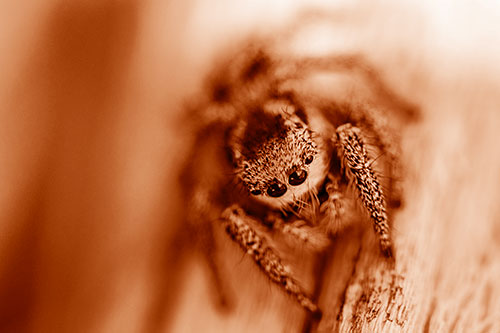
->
xmin=230 ymin=103 xmax=329 ymax=209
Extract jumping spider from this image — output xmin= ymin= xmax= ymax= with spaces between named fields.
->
xmin=181 ymin=38 xmax=414 ymax=318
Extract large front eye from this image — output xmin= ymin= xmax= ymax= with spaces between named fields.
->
xmin=289 ymin=169 xmax=307 ymax=186
xmin=267 ymin=182 xmax=287 ymax=197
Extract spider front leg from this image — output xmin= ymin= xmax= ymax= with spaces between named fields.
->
xmin=335 ymin=123 xmax=393 ymax=258
xmin=186 ymin=185 xmax=234 ymax=311
xmin=220 ymin=205 xmax=321 ymax=316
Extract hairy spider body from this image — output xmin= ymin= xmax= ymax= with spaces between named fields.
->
xmin=181 ymin=38 xmax=411 ymax=317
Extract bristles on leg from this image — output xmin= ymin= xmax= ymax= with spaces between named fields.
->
xmin=335 ymin=123 xmax=394 ymax=258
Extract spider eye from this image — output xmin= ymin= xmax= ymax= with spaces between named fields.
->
xmin=250 ymin=189 xmax=262 ymax=195
xmin=267 ymin=182 xmax=287 ymax=197
xmin=305 ymin=155 xmax=314 ymax=165
xmin=289 ymin=169 xmax=307 ymax=186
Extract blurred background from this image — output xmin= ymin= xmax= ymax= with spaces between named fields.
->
xmin=1 ymin=0 xmax=499 ymax=332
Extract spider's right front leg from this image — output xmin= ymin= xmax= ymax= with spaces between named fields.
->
xmin=335 ymin=123 xmax=394 ymax=258
xmin=220 ymin=205 xmax=321 ymax=317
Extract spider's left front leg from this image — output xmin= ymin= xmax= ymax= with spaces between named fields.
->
xmin=220 ymin=205 xmax=321 ymax=317
xmin=335 ymin=123 xmax=393 ymax=258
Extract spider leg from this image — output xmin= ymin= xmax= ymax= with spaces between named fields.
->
xmin=200 ymin=221 xmax=234 ymax=310
xmin=282 ymin=54 xmax=419 ymax=121
xmin=186 ymin=185 xmax=234 ymax=311
xmin=335 ymin=123 xmax=393 ymax=258
xmin=358 ymin=105 xmax=404 ymax=208
xmin=182 ymin=123 xmax=239 ymax=312
xmin=221 ymin=205 xmax=321 ymax=316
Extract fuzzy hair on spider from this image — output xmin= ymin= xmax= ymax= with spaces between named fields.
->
xmin=181 ymin=36 xmax=416 ymax=319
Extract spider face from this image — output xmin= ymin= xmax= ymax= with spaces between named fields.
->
xmin=230 ymin=102 xmax=330 ymax=209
